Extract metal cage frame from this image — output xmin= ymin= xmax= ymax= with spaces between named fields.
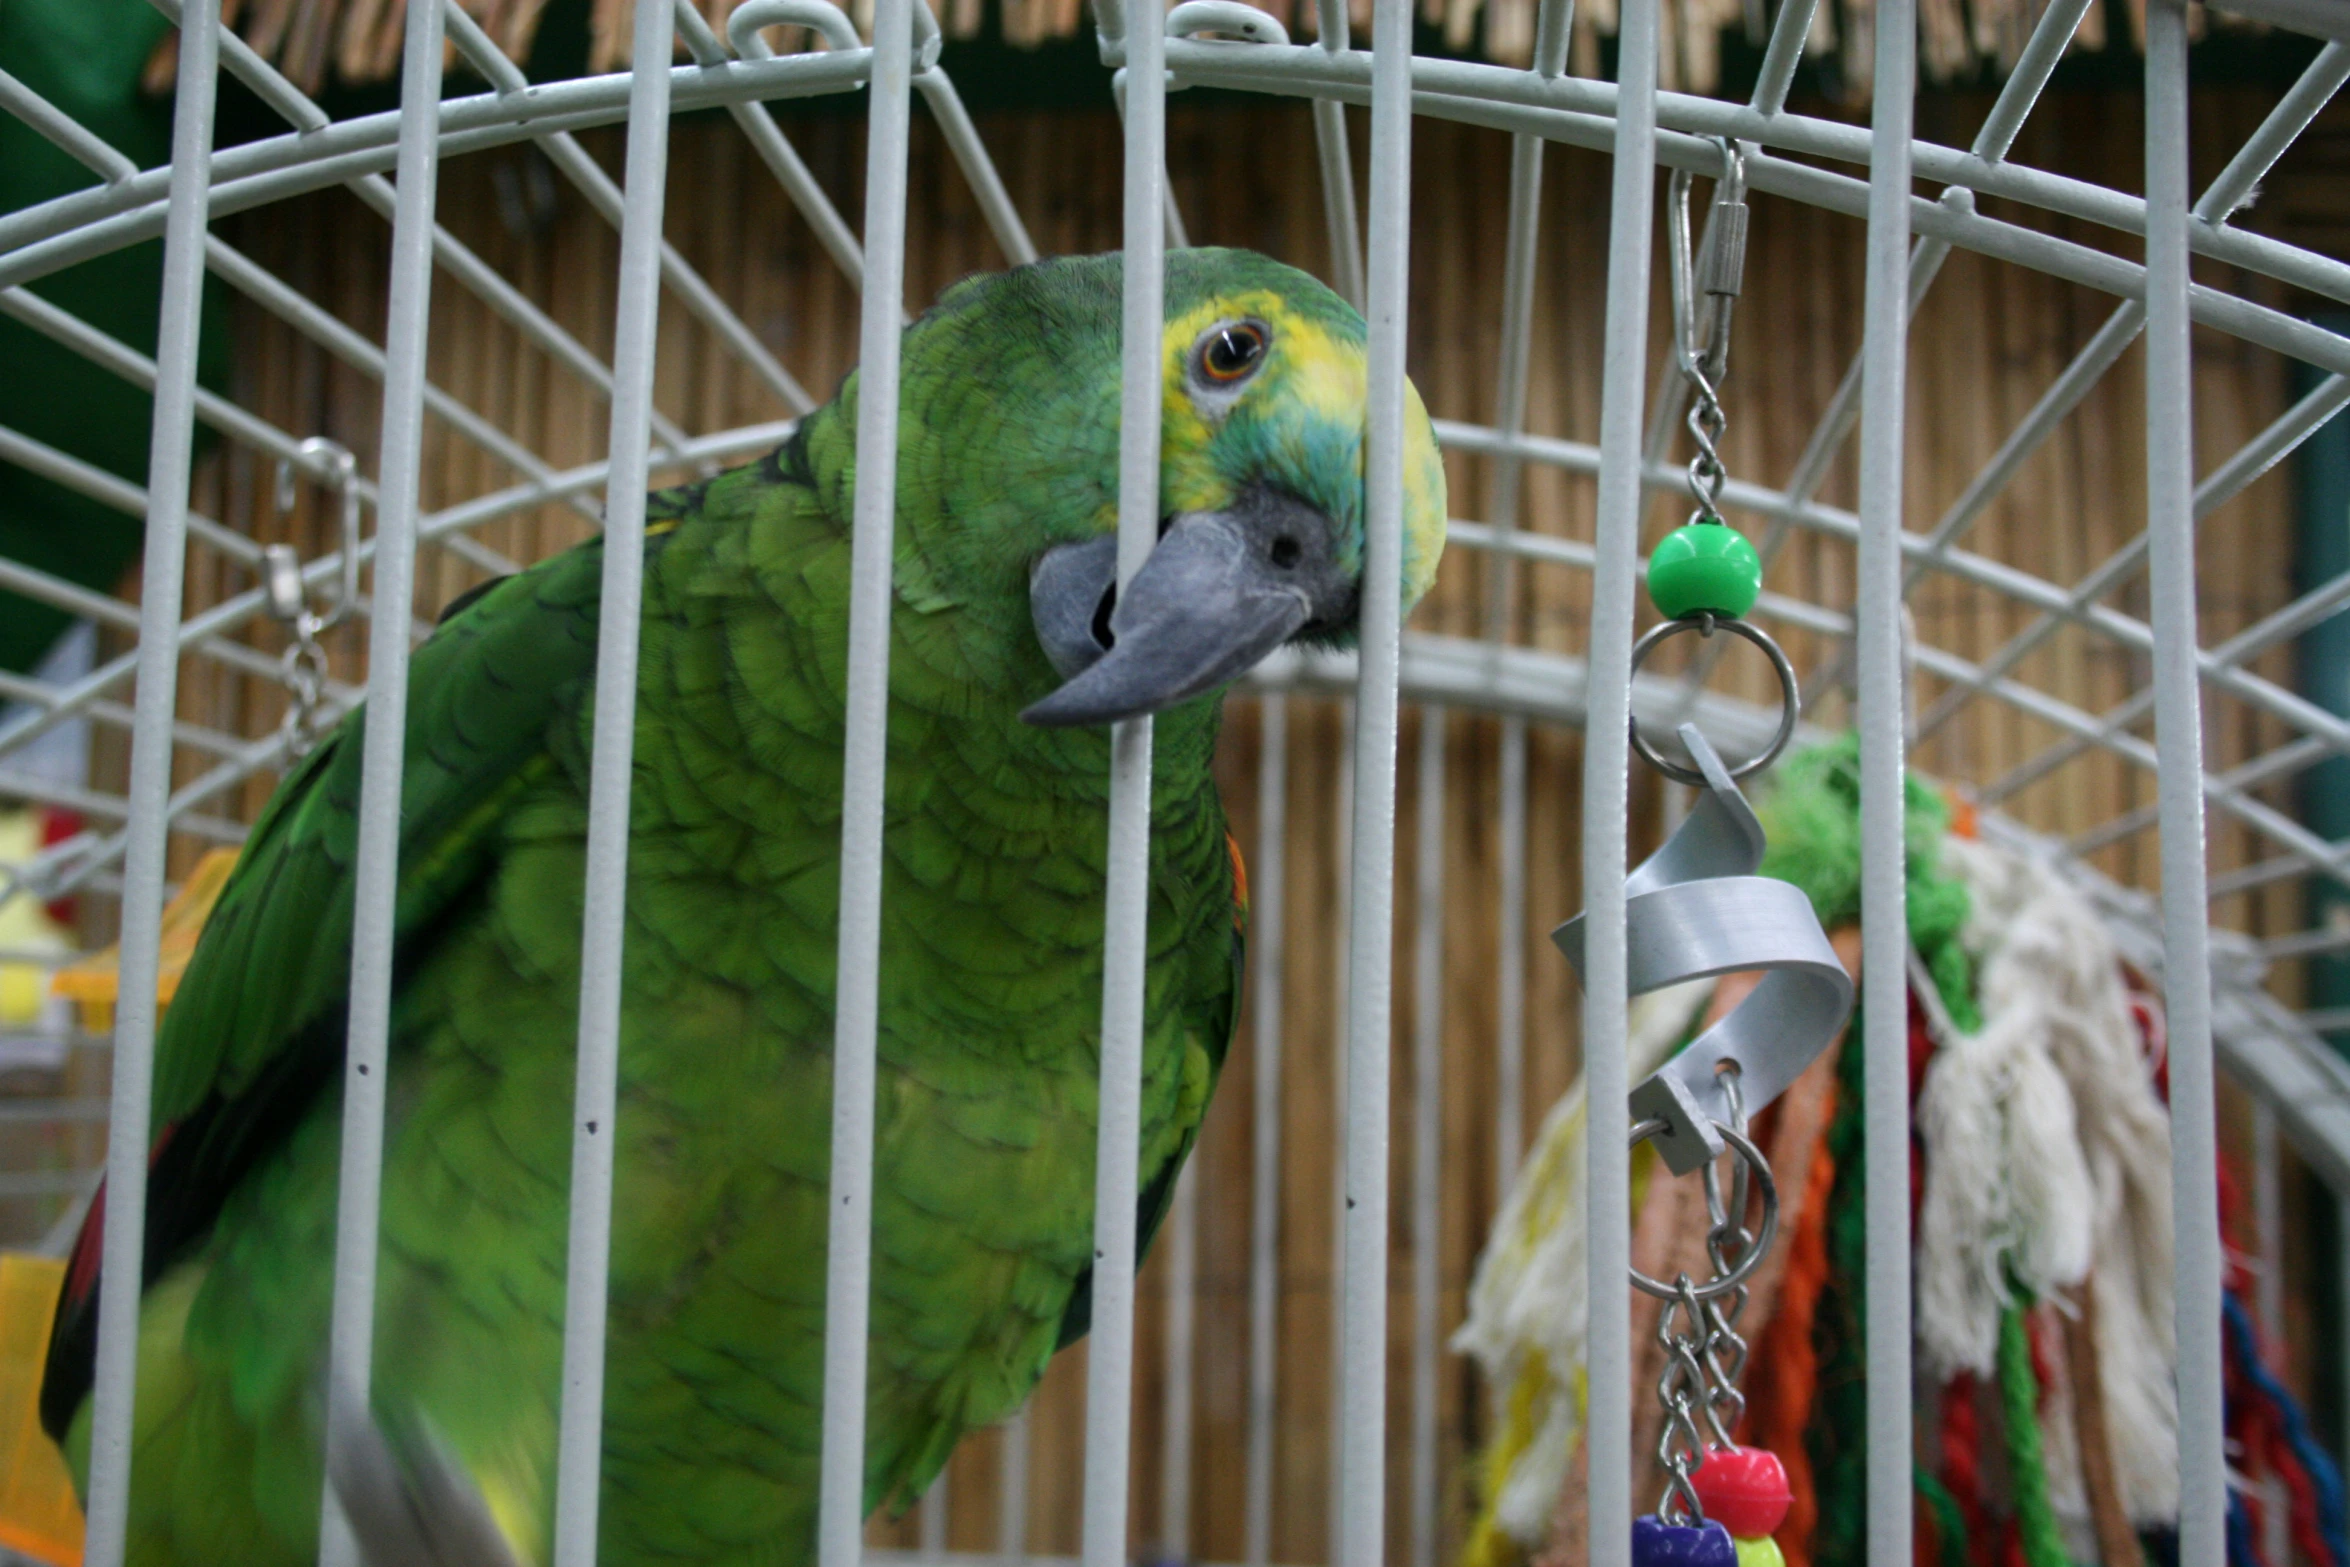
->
xmin=3 ymin=0 xmax=2350 ymax=1564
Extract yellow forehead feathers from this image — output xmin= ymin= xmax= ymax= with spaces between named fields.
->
xmin=1154 ymin=293 xmax=1447 ymax=610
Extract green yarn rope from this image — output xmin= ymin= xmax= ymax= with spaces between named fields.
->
xmin=1755 ymin=734 xmax=1981 ymax=1033
xmin=1916 ymin=1464 xmax=1973 ymax=1567
xmin=1809 ymin=1014 xmax=1871 ymax=1567
xmin=1749 ymin=734 xmax=1984 ymax=1567
xmin=1996 ymin=1304 xmax=2072 ymax=1567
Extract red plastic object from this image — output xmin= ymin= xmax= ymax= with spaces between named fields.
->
xmin=35 ymin=806 xmax=81 ymax=928
xmin=1692 ymin=1446 xmax=1793 ymax=1538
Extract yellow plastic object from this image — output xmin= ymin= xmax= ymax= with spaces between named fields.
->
xmin=51 ymin=847 xmax=240 ymax=1029
xmin=0 ymin=1253 xmax=83 ymax=1566
xmin=0 ymin=812 xmax=72 ymax=1032
xmin=1732 ymin=1535 xmax=1785 ymax=1567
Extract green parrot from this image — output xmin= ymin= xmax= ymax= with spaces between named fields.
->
xmin=38 ymin=247 xmax=1447 ymax=1567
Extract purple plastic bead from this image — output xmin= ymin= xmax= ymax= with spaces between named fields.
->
xmin=1631 ymin=1515 xmax=1737 ymax=1567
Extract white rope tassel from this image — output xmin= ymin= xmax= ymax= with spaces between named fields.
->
xmin=1922 ymin=835 xmax=2179 ymax=1527
xmin=1912 ymin=848 xmax=2096 ymax=1375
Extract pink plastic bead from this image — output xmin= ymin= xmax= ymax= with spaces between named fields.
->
xmin=1691 ymin=1446 xmax=1792 ymax=1539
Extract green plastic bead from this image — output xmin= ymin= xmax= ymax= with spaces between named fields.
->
xmin=1648 ymin=522 xmax=1762 ymax=620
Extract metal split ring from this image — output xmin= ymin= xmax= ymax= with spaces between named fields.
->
xmin=1625 ymin=1117 xmax=1779 ymax=1302
xmin=1628 ymin=614 xmax=1800 ymax=785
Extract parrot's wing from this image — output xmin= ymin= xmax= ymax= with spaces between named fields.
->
xmin=1051 ymin=830 xmax=1247 ymax=1355
xmin=880 ymin=831 xmax=1246 ymax=1517
xmin=41 ymin=529 xmax=625 ymax=1440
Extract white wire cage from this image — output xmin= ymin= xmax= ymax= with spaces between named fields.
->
xmin=1 ymin=1 xmax=2348 ymax=1566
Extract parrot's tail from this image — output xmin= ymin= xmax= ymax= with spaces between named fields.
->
xmin=327 ymin=1389 xmax=525 ymax=1567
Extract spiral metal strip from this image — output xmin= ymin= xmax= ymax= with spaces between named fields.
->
xmin=1554 ymin=724 xmax=1853 ymax=1176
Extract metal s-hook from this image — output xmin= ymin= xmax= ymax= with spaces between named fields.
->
xmin=725 ymin=0 xmax=939 ymax=70
xmin=269 ymin=436 xmax=360 ymax=632
xmin=728 ymin=0 xmax=862 ymax=55
xmin=1166 ymin=1 xmax=1291 ymax=42
xmin=264 ymin=436 xmax=361 ymax=758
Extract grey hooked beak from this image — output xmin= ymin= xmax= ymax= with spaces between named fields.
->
xmin=1022 ymin=488 xmax=1355 ymax=728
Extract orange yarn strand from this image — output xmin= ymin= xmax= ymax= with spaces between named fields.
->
xmin=1742 ymin=1096 xmax=1837 ymax=1567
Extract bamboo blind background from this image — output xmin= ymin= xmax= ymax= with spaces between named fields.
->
xmin=18 ymin=84 xmax=2347 ymax=1562
xmin=155 ymin=0 xmax=2257 ymax=99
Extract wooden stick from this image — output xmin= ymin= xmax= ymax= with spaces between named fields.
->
xmin=1536 ymin=1435 xmax=1591 ymax=1567
xmin=1738 ymin=1045 xmax=1842 ymax=1339
xmin=2063 ymin=1276 xmax=2145 ymax=1567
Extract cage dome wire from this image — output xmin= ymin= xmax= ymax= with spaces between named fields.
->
xmin=1 ymin=0 xmax=2348 ymax=1564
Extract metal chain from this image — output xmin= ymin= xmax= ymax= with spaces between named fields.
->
xmin=276 ymin=621 xmax=332 ymax=759
xmin=1699 ymin=1072 xmax=1754 ymax=1449
xmin=1682 ymin=371 xmax=1730 ymax=529
xmin=1653 ymin=1273 xmax=1712 ymax=1527
xmin=265 ymin=437 xmax=361 ymax=759
xmin=1643 ymin=1071 xmax=1780 ymax=1527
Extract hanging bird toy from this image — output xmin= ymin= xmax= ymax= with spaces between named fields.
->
xmin=1553 ymin=137 xmax=1849 ymax=1567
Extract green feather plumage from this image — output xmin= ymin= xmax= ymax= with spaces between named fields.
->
xmin=50 ymin=249 xmax=1442 ymax=1566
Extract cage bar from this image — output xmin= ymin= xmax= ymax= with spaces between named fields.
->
xmin=1077 ymin=0 xmax=1167 ymax=1559
xmin=2143 ymin=5 xmax=2227 ymax=1561
xmin=1159 ymin=1162 xmax=1199 ymax=1562
xmin=1581 ymin=1 xmax=1659 ymax=1560
xmin=815 ymin=0 xmax=918 ymax=1559
xmin=1410 ymin=706 xmax=1446 ymax=1567
xmin=79 ymin=4 xmax=222 ymax=1563
xmin=1335 ymin=2 xmax=1416 ymax=1561
xmin=1855 ymin=3 xmax=1918 ymax=1561
xmin=314 ymin=2 xmax=445 ymax=1563
xmin=1245 ymin=693 xmax=1287 ymax=1567
xmin=550 ymin=2 xmax=681 ymax=1561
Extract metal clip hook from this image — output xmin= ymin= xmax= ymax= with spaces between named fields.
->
xmin=1667 ymin=140 xmax=1749 ymax=535
xmin=1668 ymin=137 xmax=1749 ymax=392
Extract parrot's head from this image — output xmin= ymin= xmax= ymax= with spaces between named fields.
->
xmin=870 ymin=247 xmax=1446 ymax=730
xmin=1017 ymin=249 xmax=1447 ymax=726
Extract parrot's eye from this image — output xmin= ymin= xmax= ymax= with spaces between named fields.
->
xmin=1195 ymin=320 xmax=1269 ymax=385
